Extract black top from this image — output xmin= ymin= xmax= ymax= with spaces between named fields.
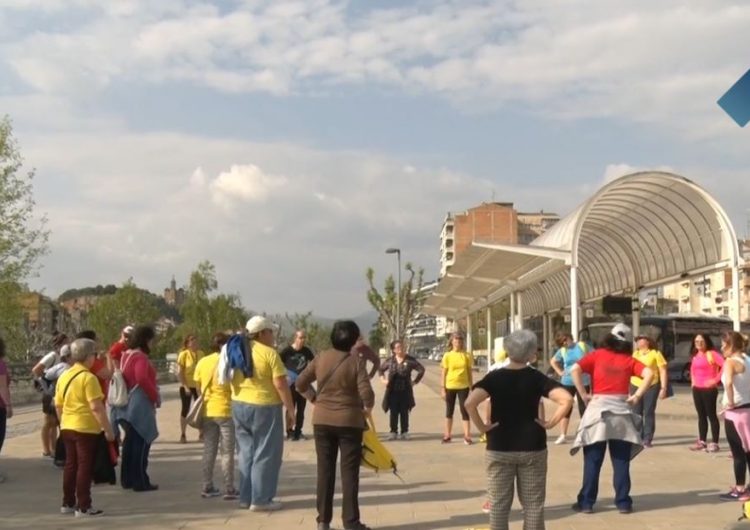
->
xmin=379 ymin=355 xmax=425 ymax=392
xmin=280 ymin=345 xmax=315 ymax=374
xmin=474 ymin=367 xmax=561 ymax=452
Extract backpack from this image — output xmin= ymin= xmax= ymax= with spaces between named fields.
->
xmin=361 ymin=414 xmax=399 ymax=476
xmin=108 ymin=351 xmax=137 ymax=407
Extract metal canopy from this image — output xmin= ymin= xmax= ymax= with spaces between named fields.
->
xmin=424 ymin=171 xmax=742 ymax=322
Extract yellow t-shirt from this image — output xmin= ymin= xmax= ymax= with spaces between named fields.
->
xmin=631 ymin=349 xmax=667 ymax=387
xmin=54 ymin=363 xmax=104 ymax=434
xmin=178 ymin=349 xmax=204 ymax=388
xmin=441 ymin=350 xmax=474 ymax=390
xmin=494 ymin=349 xmax=507 ymax=364
xmin=194 ymin=352 xmax=232 ymax=418
xmin=231 ymin=341 xmax=286 ymax=405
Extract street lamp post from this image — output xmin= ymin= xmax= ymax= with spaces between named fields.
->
xmin=386 ymin=248 xmax=401 ymax=340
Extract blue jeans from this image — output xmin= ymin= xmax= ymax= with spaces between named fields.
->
xmin=630 ymin=384 xmax=659 ymax=442
xmin=577 ymin=440 xmax=632 ymax=509
xmin=232 ymin=402 xmax=283 ymax=506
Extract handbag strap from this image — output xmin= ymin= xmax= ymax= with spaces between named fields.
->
xmin=316 ymin=352 xmax=351 ymax=396
xmin=62 ymin=369 xmax=87 ymax=401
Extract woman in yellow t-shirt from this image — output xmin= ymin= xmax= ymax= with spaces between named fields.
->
xmin=630 ymin=335 xmax=669 ymax=447
xmin=193 ymin=332 xmax=236 ymax=500
xmin=440 ymin=331 xmax=474 ymax=444
xmin=54 ymin=338 xmax=115 ymax=517
xmin=177 ymin=335 xmax=204 ymax=443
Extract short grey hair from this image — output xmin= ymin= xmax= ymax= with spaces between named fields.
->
xmin=504 ymin=329 xmax=538 ymax=363
xmin=70 ymin=338 xmax=97 ymax=363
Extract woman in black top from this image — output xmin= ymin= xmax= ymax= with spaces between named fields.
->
xmin=378 ymin=340 xmax=425 ymax=441
xmin=465 ymin=329 xmax=573 ymax=530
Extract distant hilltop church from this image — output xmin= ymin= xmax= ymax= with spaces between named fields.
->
xmin=164 ymin=276 xmax=185 ymax=307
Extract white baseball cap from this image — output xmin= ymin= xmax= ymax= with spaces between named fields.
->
xmin=245 ymin=316 xmax=277 ymax=335
xmin=123 ymin=325 xmax=134 ymax=335
xmin=611 ymin=323 xmax=633 ymax=343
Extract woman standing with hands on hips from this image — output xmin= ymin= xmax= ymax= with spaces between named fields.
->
xmin=689 ymin=334 xmax=724 ymax=452
xmin=465 ymin=329 xmax=573 ymax=530
xmin=379 ymin=339 xmax=425 ymax=441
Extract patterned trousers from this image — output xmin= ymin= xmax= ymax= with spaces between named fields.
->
xmin=202 ymin=417 xmax=235 ymax=492
xmin=486 ymin=449 xmax=547 ymax=530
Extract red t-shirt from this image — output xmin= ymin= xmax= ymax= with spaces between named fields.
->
xmin=577 ymin=348 xmax=646 ymax=395
xmin=109 ymin=340 xmax=127 ymax=362
xmin=90 ymin=357 xmax=109 ymax=398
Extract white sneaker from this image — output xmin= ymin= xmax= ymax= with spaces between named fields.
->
xmin=250 ymin=501 xmax=282 ymax=512
xmin=388 ymin=433 xmax=398 ymax=441
xmin=554 ymin=435 xmax=567 ymax=445
xmin=400 ymin=433 xmax=410 ymax=441
xmin=60 ymin=506 xmax=75 ymax=515
xmin=75 ymin=508 xmax=103 ymax=517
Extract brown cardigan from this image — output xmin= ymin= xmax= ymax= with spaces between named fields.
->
xmin=295 ymin=348 xmax=375 ymax=429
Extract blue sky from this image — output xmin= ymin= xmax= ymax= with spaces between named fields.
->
xmin=1 ymin=0 xmax=749 ymax=317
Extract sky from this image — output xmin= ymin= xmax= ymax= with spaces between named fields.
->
xmin=1 ymin=0 xmax=750 ymax=318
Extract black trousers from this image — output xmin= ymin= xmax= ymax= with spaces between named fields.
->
xmin=725 ymin=415 xmax=750 ymax=485
xmin=120 ymin=421 xmax=153 ymax=491
xmin=0 ymin=407 xmax=6 ymax=455
xmin=314 ymin=425 xmax=364 ymax=527
xmin=290 ymin=384 xmax=307 ymax=436
xmin=389 ymin=393 xmax=410 ymax=434
xmin=179 ymin=386 xmax=198 ymax=418
xmin=562 ymin=385 xmax=589 ymax=419
xmin=692 ymin=387 xmax=720 ymax=443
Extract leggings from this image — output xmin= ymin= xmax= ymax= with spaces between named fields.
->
xmin=180 ymin=387 xmax=199 ymax=418
xmin=692 ymin=387 xmax=720 ymax=443
xmin=562 ymin=385 xmax=589 ymax=419
xmin=445 ymin=388 xmax=470 ymax=421
xmin=725 ymin=412 xmax=750 ymax=486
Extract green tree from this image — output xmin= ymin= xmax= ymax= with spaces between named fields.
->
xmin=86 ymin=279 xmax=162 ymax=349
xmin=365 ymin=262 xmax=426 ymax=342
xmin=0 ymin=116 xmax=49 ymax=358
xmin=277 ymin=311 xmax=332 ymax=354
xmin=178 ymin=261 xmax=248 ymax=352
xmin=368 ymin=319 xmax=386 ymax=352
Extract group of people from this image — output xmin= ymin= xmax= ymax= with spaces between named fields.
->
xmin=3 ymin=316 xmax=750 ymax=530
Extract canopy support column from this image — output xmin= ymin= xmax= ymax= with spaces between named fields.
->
xmin=631 ymin=295 xmax=640 ymax=340
xmin=542 ymin=313 xmax=549 ymax=370
xmin=486 ymin=307 xmax=493 ymax=372
xmin=570 ymin=266 xmax=579 ymax=341
xmin=466 ymin=313 xmax=473 ymax=353
xmin=732 ymin=265 xmax=742 ymax=331
xmin=510 ymin=292 xmax=516 ymax=332
xmin=517 ymin=291 xmax=524 ymax=330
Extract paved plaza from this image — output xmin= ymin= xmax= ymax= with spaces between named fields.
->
xmin=1 ymin=364 xmax=748 ymax=530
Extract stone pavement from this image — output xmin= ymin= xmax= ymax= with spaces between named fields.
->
xmin=0 ymin=364 xmax=748 ymax=530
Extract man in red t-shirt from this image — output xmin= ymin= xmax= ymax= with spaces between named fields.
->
xmin=109 ymin=325 xmax=134 ymax=367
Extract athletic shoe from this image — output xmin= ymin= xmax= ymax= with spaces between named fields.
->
xmin=60 ymin=506 xmax=75 ymax=515
xmin=201 ymin=486 xmax=221 ymax=498
xmin=618 ymin=505 xmax=633 ymax=514
xmin=479 ymin=433 xmax=487 ymax=444
xmin=250 ymin=501 xmax=283 ymax=512
xmin=481 ymin=500 xmax=491 ymax=514
xmin=441 ymin=437 xmax=451 ymax=444
xmin=400 ymin=433 xmax=410 ymax=441
xmin=223 ymin=489 xmax=239 ymax=501
xmin=689 ymin=440 xmax=707 ymax=451
xmin=554 ymin=435 xmax=567 ymax=445
xmin=75 ymin=508 xmax=104 ymax=517
xmin=463 ymin=437 xmax=473 ymax=446
xmin=388 ymin=433 xmax=398 ymax=441
xmin=719 ymin=486 xmax=748 ymax=501
xmin=707 ymin=442 xmax=720 ymax=453
xmin=286 ymin=430 xmax=294 ymax=441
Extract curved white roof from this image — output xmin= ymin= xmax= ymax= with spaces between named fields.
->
xmin=424 ymin=171 xmax=741 ymax=319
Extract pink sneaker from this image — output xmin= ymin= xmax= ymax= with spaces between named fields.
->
xmin=707 ymin=442 xmax=720 ymax=453
xmin=482 ymin=500 xmax=491 ymax=514
xmin=689 ymin=440 xmax=707 ymax=451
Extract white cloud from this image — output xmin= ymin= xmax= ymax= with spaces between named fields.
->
xmin=208 ymin=164 xmax=287 ymax=207
xmin=3 ymin=1 xmax=749 ymax=140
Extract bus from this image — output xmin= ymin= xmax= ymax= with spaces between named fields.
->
xmin=586 ymin=314 xmax=750 ymax=382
